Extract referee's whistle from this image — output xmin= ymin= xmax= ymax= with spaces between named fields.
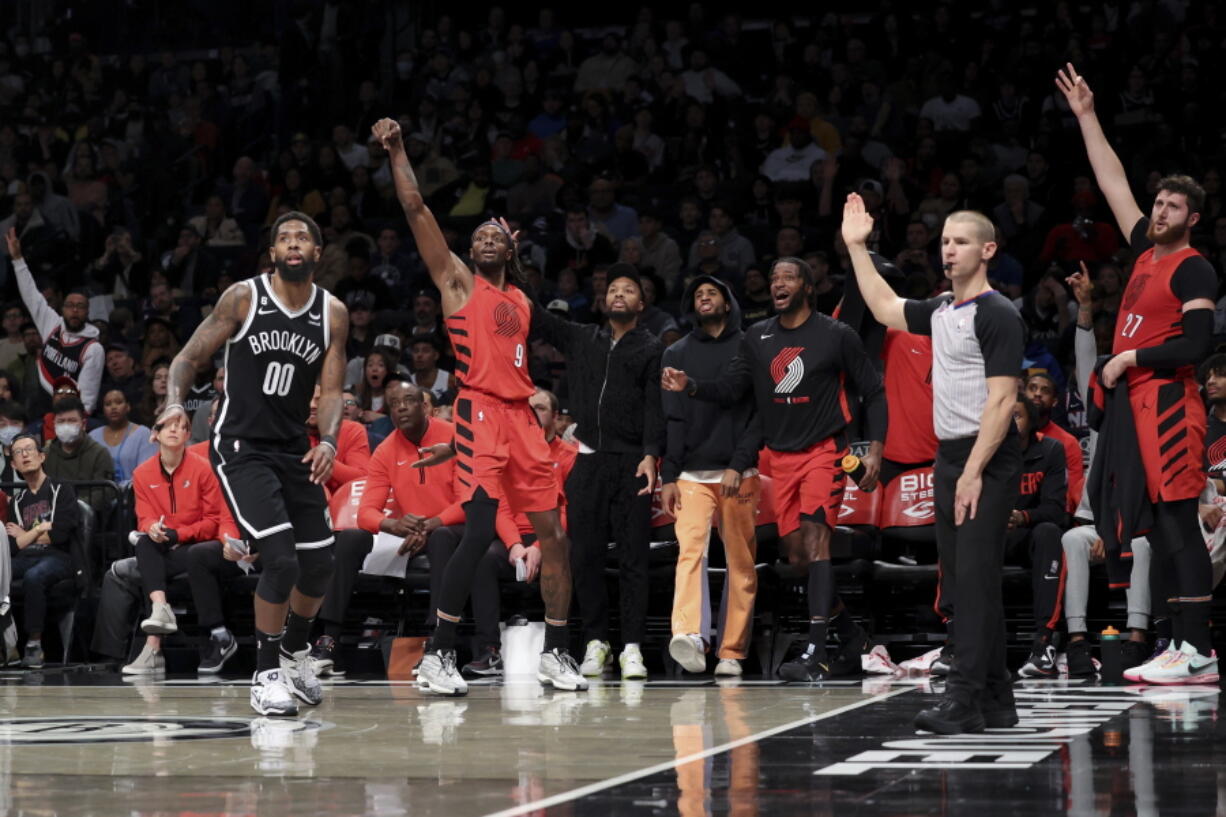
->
xmin=841 ymin=454 xmax=875 ymax=492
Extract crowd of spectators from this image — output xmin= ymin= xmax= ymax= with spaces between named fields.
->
xmin=0 ymin=2 xmax=1224 ymax=670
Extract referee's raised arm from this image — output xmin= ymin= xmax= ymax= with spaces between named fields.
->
xmin=840 ymin=193 xmax=910 ymax=331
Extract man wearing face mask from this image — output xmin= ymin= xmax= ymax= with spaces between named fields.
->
xmin=41 ymin=396 xmax=115 ymax=514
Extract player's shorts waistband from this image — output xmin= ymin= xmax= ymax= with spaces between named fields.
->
xmin=455 ymin=389 xmax=531 ymax=409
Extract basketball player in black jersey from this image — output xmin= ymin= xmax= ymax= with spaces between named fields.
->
xmin=158 ymin=211 xmax=349 ymax=716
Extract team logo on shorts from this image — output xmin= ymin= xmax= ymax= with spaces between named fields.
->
xmin=493 ymin=302 xmax=522 ymax=337
xmin=770 ymin=347 xmax=806 ymax=394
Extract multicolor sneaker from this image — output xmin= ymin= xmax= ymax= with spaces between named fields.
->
xmin=1124 ymin=638 xmax=1175 ymax=683
xmin=538 ymin=648 xmax=588 ymax=691
xmin=579 ymin=640 xmax=612 ymax=677
xmin=1137 ymin=642 xmax=1219 ymax=686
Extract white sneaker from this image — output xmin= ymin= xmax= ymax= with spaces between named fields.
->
xmin=121 ymin=642 xmax=165 ymax=675
xmin=861 ymin=644 xmax=901 ymax=675
xmin=1124 ymin=640 xmax=1179 ymax=683
xmin=579 ymin=639 xmax=612 ymax=677
xmin=668 ymin=634 xmax=707 ymax=673
xmin=417 ymin=649 xmax=468 ymax=696
xmin=539 ymin=648 xmax=589 ymax=691
xmin=1138 ymin=642 xmax=1220 ymax=685
xmin=140 ymin=602 xmax=178 ymax=635
xmin=714 ymin=658 xmax=742 ymax=677
xmin=620 ymin=644 xmax=648 ymax=680
xmin=280 ymin=648 xmax=323 ymax=706
xmin=899 ymin=646 xmax=943 ymax=673
xmin=250 ymin=669 xmax=299 ymax=716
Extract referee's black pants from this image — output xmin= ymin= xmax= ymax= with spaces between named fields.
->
xmin=566 ymin=451 xmax=653 ymax=645
xmin=933 ymin=434 xmax=1021 ymax=706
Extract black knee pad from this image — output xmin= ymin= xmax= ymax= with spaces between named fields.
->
xmin=255 ymin=531 xmax=299 ymax=604
xmin=295 ymin=545 xmax=334 ymax=598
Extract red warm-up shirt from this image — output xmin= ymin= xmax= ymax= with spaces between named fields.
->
xmin=1038 ymin=419 xmax=1085 ymax=513
xmin=881 ymin=328 xmax=938 ymax=464
xmin=132 ymin=451 xmax=234 ymax=543
xmin=309 ymin=419 xmax=372 ymax=493
xmin=358 ymin=420 xmax=464 ymax=533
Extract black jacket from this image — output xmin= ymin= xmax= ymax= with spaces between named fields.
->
xmin=531 ymin=304 xmax=665 ymax=457
xmin=661 ymin=276 xmax=761 ymax=484
xmin=1014 ymin=434 xmax=1067 ymax=528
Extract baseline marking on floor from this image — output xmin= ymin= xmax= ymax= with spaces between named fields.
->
xmin=480 ymin=686 xmax=915 ymax=817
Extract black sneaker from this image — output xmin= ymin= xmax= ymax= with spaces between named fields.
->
xmin=461 ymin=645 xmax=504 ymax=677
xmin=198 ymin=633 xmax=237 ymax=674
xmin=1120 ymin=638 xmax=1149 ymax=672
xmin=1017 ymin=642 xmax=1058 ymax=678
xmin=930 ymin=644 xmax=954 ymax=677
xmin=778 ymin=647 xmax=831 ymax=682
xmin=914 ymin=697 xmax=985 ymax=734
xmin=829 ymin=626 xmax=869 ymax=677
xmin=1065 ymin=638 xmax=1096 ymax=677
xmin=981 ymin=684 xmax=1019 ymax=728
xmin=309 ymin=636 xmax=345 ymax=677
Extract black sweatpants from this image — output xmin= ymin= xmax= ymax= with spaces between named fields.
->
xmin=185 ymin=540 xmax=251 ymax=631
xmin=424 ymin=525 xmax=514 ymax=652
xmin=1004 ymin=522 xmax=1066 ymax=634
xmin=933 ymin=434 xmax=1021 ymax=706
xmin=317 ymin=529 xmax=376 ymax=628
xmin=565 ymin=451 xmax=652 ymax=645
xmin=134 ymin=537 xmax=196 ymax=599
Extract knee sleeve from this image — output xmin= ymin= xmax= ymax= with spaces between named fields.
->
xmin=255 ymin=531 xmax=299 ymax=604
xmin=295 ymin=546 xmax=334 ymax=598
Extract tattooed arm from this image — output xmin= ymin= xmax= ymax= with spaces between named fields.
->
xmin=372 ymin=117 xmax=472 ymax=317
xmin=302 ymin=295 xmax=350 ymax=485
xmin=157 ymin=282 xmax=250 ymax=438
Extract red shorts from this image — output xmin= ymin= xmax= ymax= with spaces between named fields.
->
xmin=454 ymin=391 xmax=557 ymax=514
xmin=760 ymin=439 xmax=847 ymax=538
xmin=1130 ymin=377 xmax=1206 ymax=503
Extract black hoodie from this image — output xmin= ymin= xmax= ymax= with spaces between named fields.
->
xmin=661 ymin=276 xmax=761 ymax=484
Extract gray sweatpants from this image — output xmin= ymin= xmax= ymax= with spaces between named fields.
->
xmin=1061 ymin=525 xmax=1151 ymax=633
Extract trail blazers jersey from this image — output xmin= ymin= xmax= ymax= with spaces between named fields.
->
xmin=215 ymin=274 xmax=332 ymax=446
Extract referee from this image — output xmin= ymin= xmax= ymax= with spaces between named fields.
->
xmin=842 ymin=194 xmax=1025 ymax=735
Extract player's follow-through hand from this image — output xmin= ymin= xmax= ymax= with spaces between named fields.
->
xmin=372 ymin=118 xmax=402 ymax=152
xmin=1054 ymin=63 xmax=1094 ymax=117
xmin=150 ymin=403 xmax=188 ymax=443
xmin=412 ymin=443 xmax=455 ymax=468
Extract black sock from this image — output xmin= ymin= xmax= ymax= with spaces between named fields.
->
xmin=432 ymin=616 xmax=459 ymax=651
xmin=832 ymin=608 xmax=859 ymax=640
xmin=1180 ymin=600 xmax=1212 ymax=655
xmin=323 ymin=621 xmax=342 ymax=641
xmin=807 ymin=618 xmax=828 ymax=658
xmin=1168 ymin=602 xmax=1184 ymax=647
xmin=1035 ymin=628 xmax=1052 ymax=646
xmin=256 ymin=629 xmax=283 ymax=673
xmin=281 ymin=610 xmax=315 ymax=657
xmin=807 ymin=560 xmax=833 ymax=658
xmin=1155 ymin=617 xmax=1172 ymax=641
xmin=544 ymin=620 xmax=568 ymax=652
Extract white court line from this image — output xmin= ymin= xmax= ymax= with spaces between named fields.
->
xmin=481 ymin=686 xmax=915 ymax=817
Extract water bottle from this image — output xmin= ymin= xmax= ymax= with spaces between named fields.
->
xmin=1099 ymin=626 xmax=1122 ymax=684
xmin=841 ymin=454 xmax=876 ymax=492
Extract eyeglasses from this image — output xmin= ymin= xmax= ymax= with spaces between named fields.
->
xmin=54 ymin=388 xmax=77 ymax=395
xmin=10 ymin=447 xmax=39 ymax=458
xmin=343 ymin=399 xmax=359 ymax=407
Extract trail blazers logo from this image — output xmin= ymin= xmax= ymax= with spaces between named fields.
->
xmin=770 ymin=347 xmax=805 ymax=394
xmin=493 ymin=302 xmax=522 ymax=337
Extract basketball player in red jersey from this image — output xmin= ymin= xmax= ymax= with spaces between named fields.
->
xmin=373 ymin=117 xmax=586 ymax=695
xmin=1058 ymin=64 xmax=1218 ymax=683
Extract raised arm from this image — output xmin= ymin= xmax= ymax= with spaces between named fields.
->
xmin=161 ymin=282 xmax=249 ymax=434
xmin=372 ymin=118 xmax=472 ymax=314
xmin=1055 ymin=64 xmax=1144 ymax=240
xmin=5 ymin=229 xmax=59 ymax=338
xmin=840 ymin=194 xmax=908 ymax=330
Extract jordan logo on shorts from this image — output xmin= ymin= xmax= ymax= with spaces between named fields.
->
xmin=770 ymin=347 xmax=806 ymax=394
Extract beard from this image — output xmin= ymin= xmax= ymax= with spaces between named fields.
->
xmin=1146 ymin=218 xmax=1189 ymax=245
xmin=474 ymin=257 xmax=506 ymax=277
xmin=64 ymin=316 xmax=85 ymax=332
xmin=697 ymin=309 xmax=726 ymax=326
xmin=607 ymin=307 xmax=637 ymax=323
xmin=777 ymin=290 xmax=808 ymax=314
xmin=276 ymin=256 xmax=316 ymax=282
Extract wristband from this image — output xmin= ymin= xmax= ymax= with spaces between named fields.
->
xmin=320 ymin=435 xmax=338 ymax=455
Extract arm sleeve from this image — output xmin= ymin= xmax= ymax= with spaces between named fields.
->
xmin=356 ymin=448 xmax=392 ymax=534
xmin=1074 ymin=325 xmax=1096 ymax=405
xmin=903 ymin=297 xmax=946 ymax=336
xmin=975 ymin=300 xmax=1026 ymax=378
xmin=727 ymin=409 xmax=763 ymax=475
xmin=78 ymin=342 xmax=104 ymax=414
xmin=840 ymin=326 xmax=888 ymax=443
xmin=692 ymin=336 xmax=754 ymax=405
xmin=1134 ymin=308 xmax=1214 ymax=370
xmin=13 ymin=258 xmax=61 ymax=339
xmin=49 ymin=483 xmax=79 ymax=548
xmin=1025 ymin=442 xmax=1068 ymax=528
xmin=641 ymin=345 xmax=664 ymax=459
xmin=1129 ymin=218 xmax=1154 ymax=257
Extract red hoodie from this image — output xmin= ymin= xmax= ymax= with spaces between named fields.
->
xmin=132 ymin=451 xmax=235 ymax=543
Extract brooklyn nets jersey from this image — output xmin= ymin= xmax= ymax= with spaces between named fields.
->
xmin=214 ymin=274 xmax=331 ymax=446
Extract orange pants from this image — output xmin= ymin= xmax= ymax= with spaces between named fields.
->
xmin=671 ymin=477 xmax=760 ymax=659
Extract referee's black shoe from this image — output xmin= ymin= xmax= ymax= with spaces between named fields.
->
xmin=778 ymin=647 xmax=831 ymax=682
xmin=914 ymin=697 xmax=986 ymax=735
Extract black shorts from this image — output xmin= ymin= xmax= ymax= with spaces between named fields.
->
xmin=211 ymin=436 xmax=333 ymax=550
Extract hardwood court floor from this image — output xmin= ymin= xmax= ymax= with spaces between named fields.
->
xmin=0 ymin=671 xmax=1219 ymax=817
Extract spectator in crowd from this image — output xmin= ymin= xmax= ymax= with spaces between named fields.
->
xmin=760 ymin=125 xmax=826 ymax=183
xmin=160 ymin=224 xmax=221 ymax=296
xmin=0 ymin=401 xmax=27 ymax=488
xmin=587 ymin=175 xmax=638 ymax=244
xmin=7 ymin=231 xmax=103 ymax=416
xmin=89 ymin=388 xmax=156 ymax=487
xmin=0 ymin=305 xmax=26 ymax=371
xmin=187 ymin=195 xmax=246 ymax=247
xmin=354 ymin=348 xmax=396 ymax=425
xmin=305 ymin=384 xmax=371 ymax=495
xmin=42 ymin=396 xmax=115 ymax=514
xmin=408 ymin=335 xmax=454 ymax=401
xmin=636 ymin=209 xmax=682 ymax=292
xmin=550 ymin=206 xmax=617 ymax=278
xmin=1023 ymin=372 xmax=1085 ymax=513
xmin=6 ymin=432 xmax=79 ymax=669
xmin=919 ymin=74 xmax=982 ymax=132
xmin=101 ymin=343 xmax=144 ymax=409
xmin=136 ymin=359 xmax=170 ymax=427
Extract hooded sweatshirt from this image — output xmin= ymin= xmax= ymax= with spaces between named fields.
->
xmin=662 ymin=276 xmax=761 ymax=484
